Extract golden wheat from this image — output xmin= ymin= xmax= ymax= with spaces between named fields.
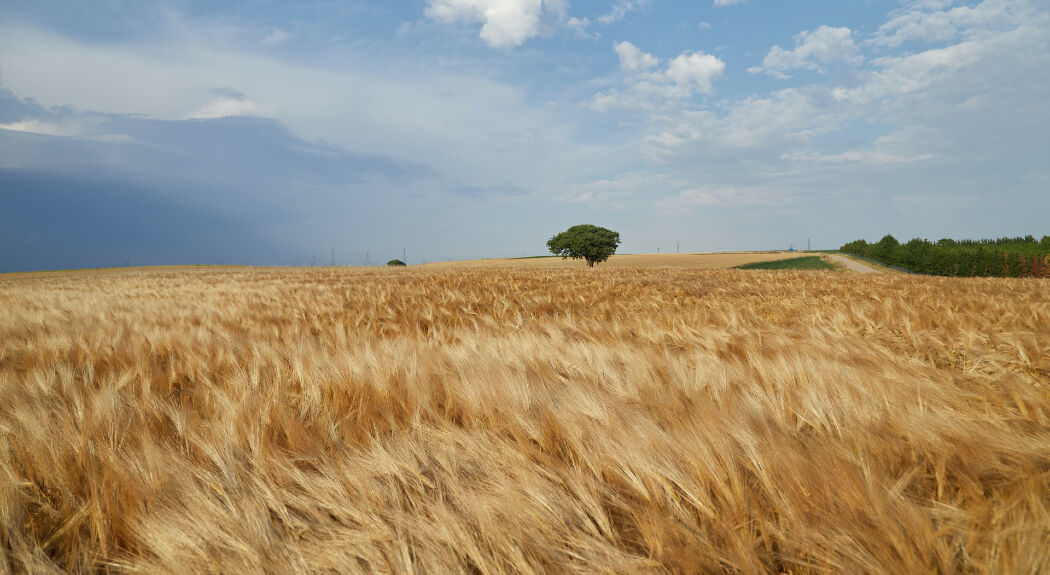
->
xmin=1 ymin=266 xmax=1048 ymax=574
xmin=421 ymin=252 xmax=805 ymax=269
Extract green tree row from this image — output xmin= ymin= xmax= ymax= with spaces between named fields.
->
xmin=841 ymin=235 xmax=1050 ymax=277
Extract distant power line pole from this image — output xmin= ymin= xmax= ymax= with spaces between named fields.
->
xmin=331 ymin=248 xmax=335 ymax=266
xmin=657 ymin=247 xmax=660 ymax=254
xmin=677 ymin=241 xmax=680 ymax=254
xmin=366 ymin=252 xmax=370 ymax=266
xmin=403 ymin=247 xmax=406 ymax=262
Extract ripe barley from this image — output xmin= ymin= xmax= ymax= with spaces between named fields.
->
xmin=0 ymin=266 xmax=1048 ymax=573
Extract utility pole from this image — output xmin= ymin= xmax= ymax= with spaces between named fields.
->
xmin=366 ymin=252 xmax=370 ymax=266
xmin=807 ymin=238 xmax=811 ymax=251
xmin=331 ymin=248 xmax=335 ymax=266
xmin=403 ymin=247 xmax=406 ymax=262
xmin=657 ymin=247 xmax=660 ymax=254
xmin=677 ymin=241 xmax=680 ymax=254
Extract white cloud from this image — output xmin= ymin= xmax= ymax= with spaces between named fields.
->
xmin=182 ymin=95 xmax=273 ymax=120
xmin=0 ymin=22 xmax=606 ymax=196
xmin=424 ymin=0 xmax=545 ymax=47
xmin=590 ymin=43 xmax=725 ymax=112
xmin=713 ymin=0 xmax=747 ymax=6
xmin=665 ymin=51 xmax=725 ymax=95
xmin=831 ymin=39 xmax=986 ymax=107
xmin=565 ymin=16 xmax=593 ymax=38
xmin=870 ymin=0 xmax=1025 ymax=48
xmin=0 ymin=119 xmax=84 ymax=137
xmin=614 ymin=41 xmax=658 ymax=73
xmin=629 ymin=0 xmax=1049 ymax=223
xmin=751 ymin=26 xmax=862 ymax=78
xmin=641 ymin=86 xmax=844 ymax=163
xmin=597 ymin=0 xmax=650 ymax=24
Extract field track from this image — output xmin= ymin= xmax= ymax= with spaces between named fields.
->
xmin=825 ymin=254 xmax=882 ymax=274
xmin=1 ymin=265 xmax=1048 ymax=573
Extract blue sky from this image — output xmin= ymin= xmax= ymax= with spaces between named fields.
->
xmin=1 ymin=0 xmax=1047 ymax=270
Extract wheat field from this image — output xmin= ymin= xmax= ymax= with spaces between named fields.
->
xmin=422 ymin=252 xmax=806 ymax=269
xmin=1 ymin=265 xmax=1048 ymax=574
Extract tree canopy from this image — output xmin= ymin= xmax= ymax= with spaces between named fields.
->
xmin=840 ymin=234 xmax=1050 ymax=277
xmin=547 ymin=224 xmax=621 ymax=267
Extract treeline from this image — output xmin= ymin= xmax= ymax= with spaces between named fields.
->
xmin=841 ymin=235 xmax=1050 ymax=277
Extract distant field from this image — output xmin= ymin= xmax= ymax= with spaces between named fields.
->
xmin=737 ymin=255 xmax=836 ymax=270
xmin=425 ymin=251 xmax=806 ymax=269
xmin=1 ymin=266 xmax=1048 ymax=573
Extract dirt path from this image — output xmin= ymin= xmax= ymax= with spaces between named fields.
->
xmin=826 ymin=254 xmax=882 ymax=273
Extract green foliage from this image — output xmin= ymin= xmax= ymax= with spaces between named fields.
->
xmin=737 ymin=256 xmax=835 ymax=270
xmin=547 ymin=224 xmax=621 ymax=267
xmin=386 ymin=259 xmax=407 ymax=267
xmin=841 ymin=235 xmax=1050 ymax=277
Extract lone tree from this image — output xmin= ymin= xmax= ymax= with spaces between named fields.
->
xmin=386 ymin=259 xmax=407 ymax=267
xmin=547 ymin=224 xmax=621 ymax=267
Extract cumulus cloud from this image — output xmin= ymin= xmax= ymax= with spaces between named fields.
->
xmin=751 ymin=26 xmax=863 ymax=78
xmin=713 ymin=0 xmax=747 ymax=6
xmin=424 ymin=0 xmax=545 ymax=47
xmin=665 ymin=51 xmax=725 ymax=95
xmin=633 ymin=0 xmax=1050 ymax=230
xmin=614 ymin=41 xmax=658 ymax=73
xmin=591 ymin=42 xmax=725 ymax=111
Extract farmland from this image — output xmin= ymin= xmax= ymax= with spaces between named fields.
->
xmin=423 ymin=251 xmax=806 ymax=269
xmin=736 ymin=256 xmax=835 ymax=271
xmin=1 ymin=263 xmax=1049 ymax=573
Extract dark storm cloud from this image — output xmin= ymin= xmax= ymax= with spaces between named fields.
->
xmin=0 ymin=169 xmax=295 ymax=271
xmin=0 ymin=85 xmax=46 ymax=122
xmin=0 ymin=91 xmax=433 ymax=271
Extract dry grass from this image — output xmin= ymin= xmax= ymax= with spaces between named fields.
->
xmin=422 ymin=252 xmax=807 ymax=269
xmin=1 ymin=265 xmax=1048 ymax=574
